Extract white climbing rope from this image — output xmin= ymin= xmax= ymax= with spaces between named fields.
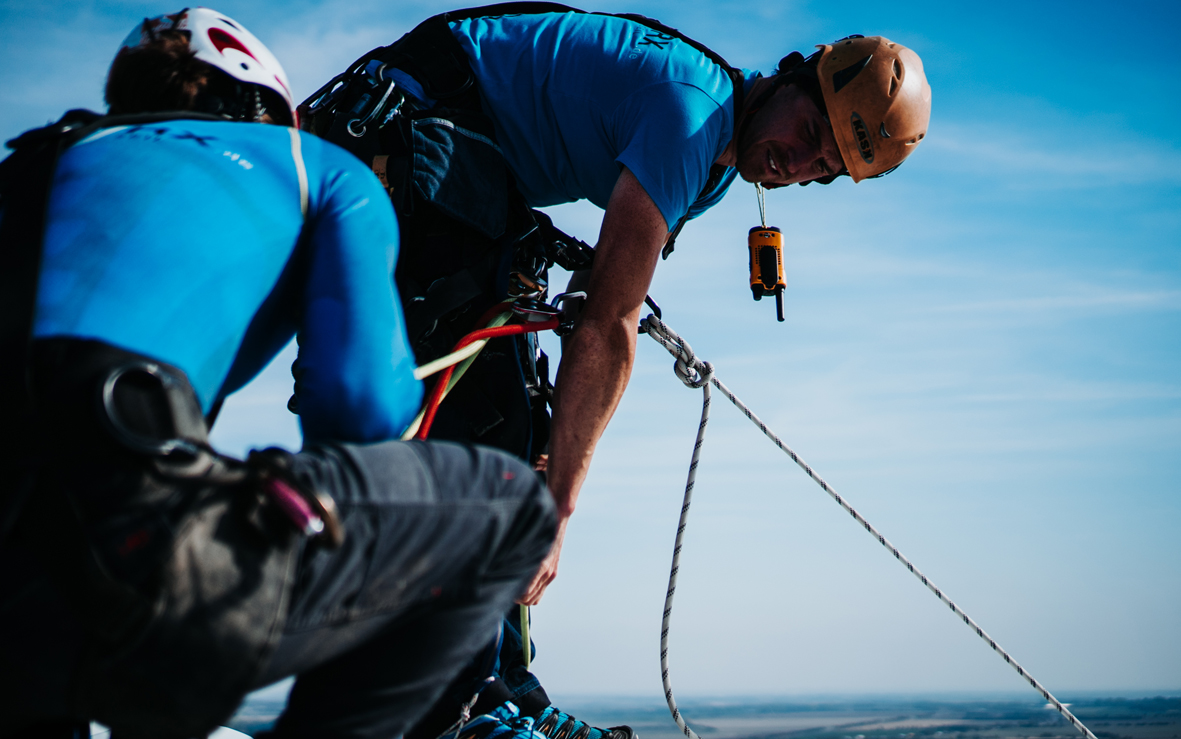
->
xmin=640 ymin=314 xmax=1097 ymax=739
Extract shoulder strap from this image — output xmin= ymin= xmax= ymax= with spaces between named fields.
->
xmin=1 ymin=110 xmax=103 ymax=430
xmin=0 ymin=109 xmax=100 ymax=542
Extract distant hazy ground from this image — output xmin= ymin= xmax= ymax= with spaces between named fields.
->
xmin=227 ymin=694 xmax=1180 ymax=739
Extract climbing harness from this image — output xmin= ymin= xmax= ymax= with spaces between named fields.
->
xmin=0 ymin=108 xmax=338 ymax=734
xmin=640 ymin=314 xmax=1099 ymax=739
xmin=0 ymin=109 xmax=254 ymax=547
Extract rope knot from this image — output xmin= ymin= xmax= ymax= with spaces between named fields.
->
xmin=642 ymin=314 xmax=713 ymax=389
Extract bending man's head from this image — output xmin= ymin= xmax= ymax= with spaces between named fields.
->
xmin=105 ymin=8 xmax=297 ymax=126
xmin=736 ymin=35 xmax=932 ymax=187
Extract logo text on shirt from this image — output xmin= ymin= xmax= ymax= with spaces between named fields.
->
xmin=637 ymin=32 xmax=674 ymax=49
xmin=222 ymin=150 xmax=254 ymax=170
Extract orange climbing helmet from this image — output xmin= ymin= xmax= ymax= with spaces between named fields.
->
xmin=814 ymin=35 xmax=932 ymax=182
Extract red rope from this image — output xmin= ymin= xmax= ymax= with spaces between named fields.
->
xmin=414 ymin=315 xmax=559 ymax=440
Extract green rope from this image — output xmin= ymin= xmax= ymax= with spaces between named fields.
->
xmin=520 ymin=604 xmax=531 ymax=670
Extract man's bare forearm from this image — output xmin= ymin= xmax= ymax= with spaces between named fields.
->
xmin=517 ymin=166 xmax=667 ymax=602
xmin=546 ymin=310 xmax=639 ymax=516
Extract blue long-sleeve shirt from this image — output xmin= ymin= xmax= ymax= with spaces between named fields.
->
xmin=32 ymin=119 xmax=422 ymax=443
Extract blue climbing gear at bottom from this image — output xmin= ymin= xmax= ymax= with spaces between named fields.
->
xmin=532 ymin=706 xmax=636 ymax=739
xmin=442 ymin=701 xmax=547 ymax=739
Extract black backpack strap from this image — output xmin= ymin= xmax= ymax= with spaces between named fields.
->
xmin=0 ymin=109 xmax=102 ymax=543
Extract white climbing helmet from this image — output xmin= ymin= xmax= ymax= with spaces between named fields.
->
xmin=118 ymin=7 xmax=297 ymax=125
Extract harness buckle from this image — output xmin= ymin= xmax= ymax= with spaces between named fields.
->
xmin=248 ymin=448 xmax=345 ymax=548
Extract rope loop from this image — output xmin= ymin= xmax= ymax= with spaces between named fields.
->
xmin=642 ymin=314 xmax=714 ymax=389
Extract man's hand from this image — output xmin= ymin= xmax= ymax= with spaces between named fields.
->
xmin=526 ymin=166 xmax=669 ymax=602
xmin=518 ymin=515 xmax=569 ymax=605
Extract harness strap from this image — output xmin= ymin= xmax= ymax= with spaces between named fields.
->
xmin=1 ymin=110 xmax=118 ymax=545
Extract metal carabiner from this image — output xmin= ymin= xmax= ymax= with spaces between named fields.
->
xmin=346 ymin=63 xmax=401 ymax=138
xmin=302 ymin=71 xmax=351 ymax=117
xmin=550 ymin=291 xmax=587 ymax=309
xmin=511 ymin=297 xmax=562 ymax=323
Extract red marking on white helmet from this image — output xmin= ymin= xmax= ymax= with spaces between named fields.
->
xmin=207 ymin=27 xmax=259 ymax=62
xmin=273 ymin=75 xmax=291 ymax=95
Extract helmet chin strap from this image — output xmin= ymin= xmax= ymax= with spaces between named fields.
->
xmin=194 ymin=80 xmax=268 ymax=123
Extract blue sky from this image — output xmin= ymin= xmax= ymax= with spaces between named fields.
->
xmin=3 ymin=0 xmax=1178 ymax=703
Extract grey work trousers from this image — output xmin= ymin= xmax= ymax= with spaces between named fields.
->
xmin=0 ymin=439 xmax=555 ymax=739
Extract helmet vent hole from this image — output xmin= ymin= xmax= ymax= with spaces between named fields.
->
xmin=241 ymin=62 xmax=249 ymax=70
xmin=889 ymin=77 xmax=898 ymax=96
xmin=893 ymin=59 xmax=903 ymax=78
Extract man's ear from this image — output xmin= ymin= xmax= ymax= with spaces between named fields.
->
xmin=775 ymin=51 xmax=805 ymax=74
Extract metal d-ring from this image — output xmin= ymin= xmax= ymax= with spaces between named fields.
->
xmin=99 ymin=362 xmax=202 ymax=459
xmin=550 ymin=291 xmax=587 ymax=308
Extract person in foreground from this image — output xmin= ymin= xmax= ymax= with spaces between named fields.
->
xmin=302 ymin=4 xmax=932 ymax=738
xmin=0 ymin=9 xmax=555 ymax=739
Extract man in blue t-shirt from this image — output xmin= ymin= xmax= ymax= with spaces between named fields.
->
xmin=304 ymin=7 xmax=931 ymax=736
xmin=0 ymin=10 xmax=556 ymax=738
